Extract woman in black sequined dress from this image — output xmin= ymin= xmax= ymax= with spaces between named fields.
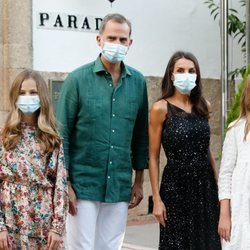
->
xmin=149 ymin=51 xmax=221 ymax=250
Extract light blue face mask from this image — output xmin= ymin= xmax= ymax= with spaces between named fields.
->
xmin=102 ymin=42 xmax=128 ymax=63
xmin=16 ymin=95 xmax=40 ymax=115
xmin=173 ymin=73 xmax=197 ymax=95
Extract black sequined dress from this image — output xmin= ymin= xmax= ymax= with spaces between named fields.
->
xmin=159 ymin=102 xmax=221 ymax=250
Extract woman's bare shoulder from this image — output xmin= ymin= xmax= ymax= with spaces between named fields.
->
xmin=150 ymin=99 xmax=168 ymax=122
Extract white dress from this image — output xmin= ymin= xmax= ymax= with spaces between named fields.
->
xmin=219 ymin=118 xmax=250 ymax=250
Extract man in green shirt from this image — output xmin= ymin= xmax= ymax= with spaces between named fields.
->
xmin=57 ymin=13 xmax=148 ymax=250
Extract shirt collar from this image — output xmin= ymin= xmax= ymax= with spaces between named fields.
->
xmin=93 ymin=55 xmax=132 ymax=77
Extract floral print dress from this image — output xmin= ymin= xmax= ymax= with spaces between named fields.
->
xmin=0 ymin=123 xmax=68 ymax=249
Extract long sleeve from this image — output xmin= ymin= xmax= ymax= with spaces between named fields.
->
xmin=131 ymin=80 xmax=149 ymax=170
xmin=218 ymin=124 xmax=238 ymax=200
xmin=50 ymin=143 xmax=68 ymax=235
xmin=0 ymin=141 xmax=7 ymax=232
xmin=56 ymin=74 xmax=78 ymax=170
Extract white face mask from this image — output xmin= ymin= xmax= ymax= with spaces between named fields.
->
xmin=101 ymin=42 xmax=128 ymax=63
xmin=16 ymin=95 xmax=40 ymax=115
xmin=173 ymin=73 xmax=197 ymax=95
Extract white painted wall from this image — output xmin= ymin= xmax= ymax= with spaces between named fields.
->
xmin=33 ymin=0 xmax=244 ymax=78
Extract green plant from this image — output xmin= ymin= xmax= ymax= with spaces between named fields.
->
xmin=226 ymin=64 xmax=250 ymax=127
xmin=204 ymin=0 xmax=246 ymax=79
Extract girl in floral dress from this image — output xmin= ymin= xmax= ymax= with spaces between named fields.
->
xmin=0 ymin=70 xmax=68 ymax=249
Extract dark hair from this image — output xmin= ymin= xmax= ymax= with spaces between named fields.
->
xmin=161 ymin=51 xmax=209 ymax=118
xmin=99 ymin=13 xmax=132 ymax=36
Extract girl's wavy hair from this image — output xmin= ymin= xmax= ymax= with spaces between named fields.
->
xmin=160 ymin=51 xmax=209 ymax=118
xmin=1 ymin=69 xmax=61 ymax=153
xmin=231 ymin=75 xmax=250 ymax=140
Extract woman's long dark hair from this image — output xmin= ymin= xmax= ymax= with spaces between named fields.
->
xmin=161 ymin=51 xmax=209 ymax=118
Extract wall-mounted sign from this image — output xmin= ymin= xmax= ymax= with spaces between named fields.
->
xmin=37 ymin=12 xmax=103 ymax=33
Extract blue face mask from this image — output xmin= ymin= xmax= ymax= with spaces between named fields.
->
xmin=16 ymin=95 xmax=40 ymax=115
xmin=173 ymin=73 xmax=197 ymax=95
xmin=102 ymin=42 xmax=128 ymax=64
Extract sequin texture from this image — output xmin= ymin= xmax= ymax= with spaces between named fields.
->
xmin=159 ymin=102 xmax=221 ymax=250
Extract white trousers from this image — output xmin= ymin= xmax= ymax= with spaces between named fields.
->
xmin=66 ymin=200 xmax=129 ymax=250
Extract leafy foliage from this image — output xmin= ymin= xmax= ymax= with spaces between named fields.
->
xmin=226 ymin=64 xmax=250 ymax=127
xmin=204 ymin=0 xmax=246 ymax=79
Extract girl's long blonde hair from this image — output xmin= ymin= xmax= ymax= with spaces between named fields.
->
xmin=231 ymin=75 xmax=250 ymax=140
xmin=1 ymin=69 xmax=61 ymax=153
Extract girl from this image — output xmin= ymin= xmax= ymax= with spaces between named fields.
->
xmin=149 ymin=51 xmax=221 ymax=249
xmin=218 ymin=75 xmax=250 ymax=249
xmin=0 ymin=70 xmax=68 ymax=249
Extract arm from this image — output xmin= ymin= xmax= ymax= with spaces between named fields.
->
xmin=206 ymin=100 xmax=218 ymax=181
xmin=50 ymin=143 xmax=68 ymax=236
xmin=56 ymin=74 xmax=78 ymax=170
xmin=208 ymin=147 xmax=218 ymax=182
xmin=218 ymin=124 xmax=237 ymax=242
xmin=56 ymin=75 xmax=78 ymax=216
xmin=0 ymin=141 xmax=10 ymax=249
xmin=0 ymin=143 xmax=7 ymax=232
xmin=149 ymin=101 xmax=167 ymax=226
xmin=129 ymin=82 xmax=149 ymax=209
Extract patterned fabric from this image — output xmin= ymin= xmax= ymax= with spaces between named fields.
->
xmin=0 ymin=122 xmax=68 ymax=249
xmin=219 ymin=118 xmax=250 ymax=249
xmin=159 ymin=102 xmax=221 ymax=250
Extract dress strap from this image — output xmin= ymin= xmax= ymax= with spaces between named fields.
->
xmin=165 ymin=100 xmax=174 ymax=117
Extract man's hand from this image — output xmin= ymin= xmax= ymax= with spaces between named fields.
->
xmin=48 ymin=231 xmax=61 ymax=250
xmin=129 ymin=170 xmax=144 ymax=209
xmin=129 ymin=182 xmax=143 ymax=209
xmin=68 ymin=182 xmax=77 ymax=215
xmin=0 ymin=230 xmax=10 ymax=250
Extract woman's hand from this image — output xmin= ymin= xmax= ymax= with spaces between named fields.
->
xmin=153 ymin=199 xmax=167 ymax=227
xmin=48 ymin=231 xmax=61 ymax=250
xmin=68 ymin=181 xmax=77 ymax=215
xmin=218 ymin=213 xmax=231 ymax=242
xmin=0 ymin=230 xmax=10 ymax=250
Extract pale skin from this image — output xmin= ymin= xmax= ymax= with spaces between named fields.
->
xmin=68 ymin=20 xmax=144 ymax=215
xmin=0 ymin=79 xmax=61 ymax=250
xmin=149 ymin=58 xmax=218 ymax=227
xmin=218 ymin=199 xmax=231 ymax=242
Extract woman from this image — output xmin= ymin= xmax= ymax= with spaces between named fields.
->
xmin=0 ymin=70 xmax=68 ymax=249
xmin=149 ymin=51 xmax=221 ymax=249
xmin=218 ymin=75 xmax=250 ymax=249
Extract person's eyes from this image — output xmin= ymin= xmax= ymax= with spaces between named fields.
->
xmin=176 ymin=69 xmax=185 ymax=73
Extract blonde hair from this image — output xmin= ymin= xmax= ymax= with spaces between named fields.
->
xmin=1 ymin=69 xmax=61 ymax=153
xmin=230 ymin=75 xmax=250 ymax=140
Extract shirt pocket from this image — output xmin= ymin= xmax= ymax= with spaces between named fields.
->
xmin=122 ymin=95 xmax=139 ymax=121
xmin=84 ymin=97 xmax=103 ymax=120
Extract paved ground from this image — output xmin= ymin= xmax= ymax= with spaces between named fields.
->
xmin=122 ymin=222 xmax=159 ymax=250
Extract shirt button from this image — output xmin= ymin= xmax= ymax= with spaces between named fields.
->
xmin=108 ymin=176 xmax=111 ymax=179
xmin=109 ymin=84 xmax=112 ymax=87
xmin=113 ymin=98 xmax=116 ymax=102
xmin=109 ymin=161 xmax=112 ymax=164
xmin=112 ymin=129 xmax=115 ymax=133
xmin=110 ymin=145 xmax=114 ymax=149
xmin=112 ymin=114 xmax=115 ymax=117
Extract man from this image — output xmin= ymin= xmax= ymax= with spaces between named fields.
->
xmin=57 ymin=13 xmax=148 ymax=250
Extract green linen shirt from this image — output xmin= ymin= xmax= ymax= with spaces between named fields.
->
xmin=56 ymin=56 xmax=148 ymax=203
